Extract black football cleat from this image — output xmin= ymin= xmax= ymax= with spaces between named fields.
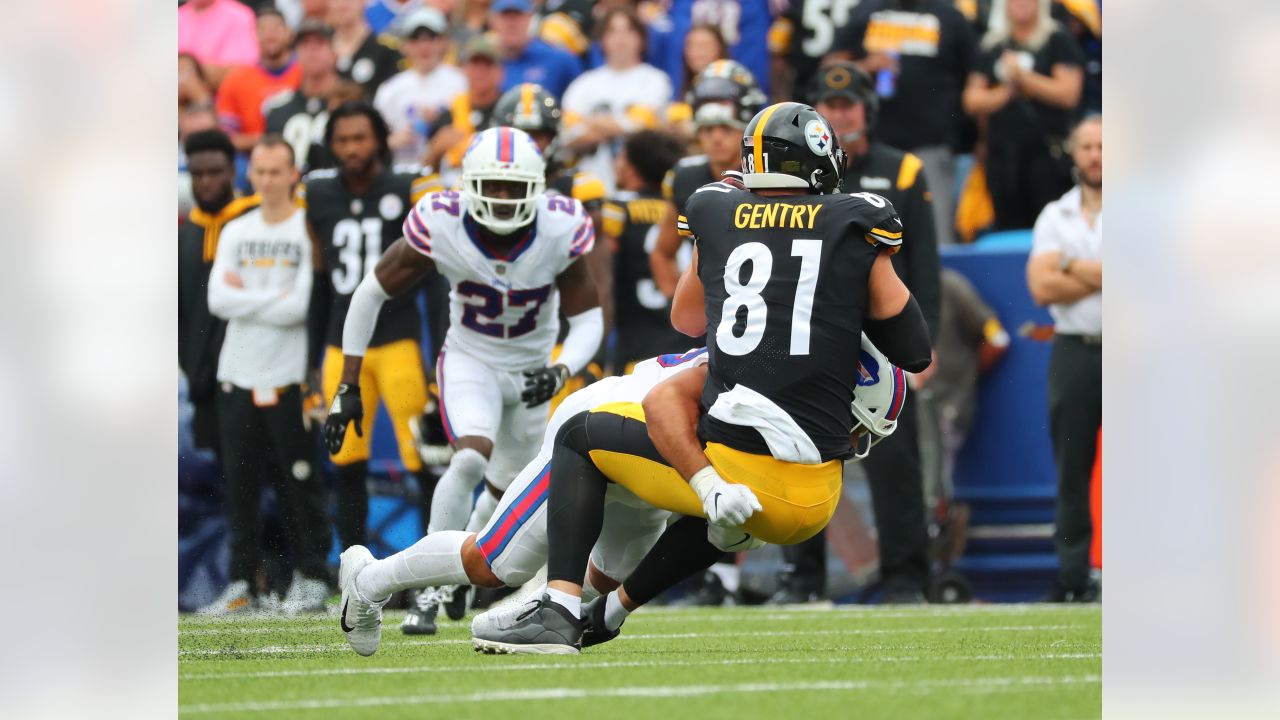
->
xmin=472 ymin=594 xmax=582 ymax=655
xmin=400 ymin=587 xmax=440 ymax=635
xmin=579 ymin=596 xmax=621 ymax=649
xmin=442 ymin=584 xmax=471 ymax=621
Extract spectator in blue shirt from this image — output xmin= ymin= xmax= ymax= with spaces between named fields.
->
xmin=490 ymin=0 xmax=584 ymax=99
xmin=661 ymin=0 xmax=775 ymax=97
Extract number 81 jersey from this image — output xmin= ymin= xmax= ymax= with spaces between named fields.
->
xmin=403 ymin=190 xmax=594 ymax=371
xmin=682 ymin=180 xmax=903 ymax=460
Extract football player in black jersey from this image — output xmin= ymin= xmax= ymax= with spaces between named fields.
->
xmin=601 ymin=129 xmax=691 ymax=373
xmin=303 ymin=101 xmax=442 ymax=553
xmin=179 ymin=129 xmax=262 ymax=456
xmin=264 ymin=20 xmax=340 ymax=173
xmin=473 ymin=102 xmax=933 ymax=654
xmin=778 ymin=61 xmax=943 ymax=604
xmin=649 ymin=60 xmax=766 ymax=298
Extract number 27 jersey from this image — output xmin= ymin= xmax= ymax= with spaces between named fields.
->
xmin=683 ymin=181 xmax=903 ymax=460
xmin=403 ymin=191 xmax=595 ymax=371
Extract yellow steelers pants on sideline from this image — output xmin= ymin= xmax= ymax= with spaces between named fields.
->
xmin=322 ymin=340 xmax=427 ymax=471
xmin=584 ymin=401 xmax=843 ymax=546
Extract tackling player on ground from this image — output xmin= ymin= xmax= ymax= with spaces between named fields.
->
xmin=473 ymin=102 xmax=933 ymax=653
xmin=326 ymin=125 xmax=604 ymax=636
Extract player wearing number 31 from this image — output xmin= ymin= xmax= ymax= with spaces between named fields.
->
xmin=325 ymin=124 xmax=604 ymax=608
xmin=474 ymin=102 xmax=932 ymax=653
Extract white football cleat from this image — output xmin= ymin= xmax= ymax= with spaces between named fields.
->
xmin=281 ymin=571 xmax=329 ymax=615
xmin=196 ymin=579 xmax=257 ymax=615
xmin=338 ymin=546 xmax=388 ymax=656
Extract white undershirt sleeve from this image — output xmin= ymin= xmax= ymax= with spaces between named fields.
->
xmin=341 ymin=273 xmax=392 ymax=358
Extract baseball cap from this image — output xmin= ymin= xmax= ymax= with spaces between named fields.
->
xmin=491 ymin=0 xmax=533 ymax=14
xmin=400 ymin=7 xmax=448 ymax=38
xmin=808 ymin=62 xmax=870 ymax=105
xmin=294 ymin=19 xmax=333 ymax=46
xmin=461 ymin=34 xmax=501 ymax=62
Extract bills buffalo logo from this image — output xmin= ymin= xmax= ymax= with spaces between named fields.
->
xmin=856 ymin=350 xmax=880 ymax=386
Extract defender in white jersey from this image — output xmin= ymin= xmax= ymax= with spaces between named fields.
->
xmin=325 ymin=126 xmax=605 ymax=632
xmin=335 ymin=348 xmax=707 ymax=657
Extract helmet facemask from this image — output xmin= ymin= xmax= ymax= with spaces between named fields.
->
xmin=464 ymin=174 xmax=545 ymax=235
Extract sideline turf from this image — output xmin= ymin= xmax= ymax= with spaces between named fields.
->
xmin=178 ymin=604 xmax=1101 ymax=719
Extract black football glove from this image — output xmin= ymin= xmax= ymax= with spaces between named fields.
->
xmin=324 ymin=383 xmax=363 ymax=455
xmin=521 ymin=364 xmax=570 ymax=408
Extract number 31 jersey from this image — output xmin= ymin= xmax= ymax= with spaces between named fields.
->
xmin=681 ymin=180 xmax=903 ymax=460
xmin=403 ymin=191 xmax=594 ymax=372
xmin=302 ymin=166 xmax=439 ymax=348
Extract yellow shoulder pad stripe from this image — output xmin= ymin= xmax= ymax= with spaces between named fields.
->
xmin=572 ymin=173 xmax=607 ymax=203
xmin=897 ymin=153 xmax=923 ymax=191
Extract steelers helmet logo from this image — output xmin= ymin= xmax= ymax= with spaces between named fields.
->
xmin=804 ymin=118 xmax=832 ymax=156
xmin=291 ymin=460 xmax=312 ymax=481
xmin=379 ymin=193 xmax=403 ymax=220
xmin=825 ymin=66 xmax=852 ymax=89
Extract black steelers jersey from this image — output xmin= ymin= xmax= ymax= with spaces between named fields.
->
xmin=680 ymin=180 xmax=904 ymax=460
xmin=661 ymin=155 xmax=716 ymax=216
xmin=264 ymin=91 xmax=334 ymax=173
xmin=301 ymin=166 xmax=439 ymax=348
xmin=603 ymin=189 xmax=699 ymax=371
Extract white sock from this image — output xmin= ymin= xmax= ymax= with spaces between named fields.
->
xmin=603 ymin=590 xmax=631 ymax=631
xmin=545 ymin=587 xmax=581 ymax=619
xmin=356 ymin=530 xmax=471 ymax=600
xmin=464 ymin=489 xmax=500 ymax=533
xmin=428 ymin=448 xmax=488 ymax=533
xmin=709 ymin=561 xmax=740 ymax=594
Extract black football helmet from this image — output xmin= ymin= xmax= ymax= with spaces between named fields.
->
xmin=687 ymin=59 xmax=767 ymax=130
xmin=740 ymin=102 xmax=846 ymax=194
xmin=494 ymin=83 xmax=566 ymax=171
xmin=494 ymin=83 xmax=562 ymax=136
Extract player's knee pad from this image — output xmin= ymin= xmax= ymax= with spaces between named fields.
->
xmin=553 ymin=410 xmax=592 ymax=456
xmin=708 ymin=523 xmax=767 ymax=553
xmin=443 ymin=447 xmax=488 ymax=487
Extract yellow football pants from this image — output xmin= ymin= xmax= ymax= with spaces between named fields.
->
xmin=322 ymin=340 xmax=427 ymax=471
xmin=584 ymin=401 xmax=843 ymax=546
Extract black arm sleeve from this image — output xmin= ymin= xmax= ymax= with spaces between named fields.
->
xmin=307 ymin=271 xmax=331 ymax=371
xmin=864 ymin=295 xmax=933 ymax=373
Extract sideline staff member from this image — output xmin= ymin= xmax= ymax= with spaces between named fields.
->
xmin=1027 ymin=114 xmax=1102 ymax=602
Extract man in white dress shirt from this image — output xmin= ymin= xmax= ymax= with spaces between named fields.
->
xmin=1027 ymin=114 xmax=1102 ymax=602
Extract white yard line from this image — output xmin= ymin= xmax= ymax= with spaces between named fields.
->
xmin=181 ymin=652 xmax=1101 ymax=681
xmin=179 ymin=675 xmax=1101 ymax=714
xmin=179 ymin=624 xmax=1090 ymax=657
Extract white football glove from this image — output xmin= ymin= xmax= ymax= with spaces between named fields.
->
xmin=689 ymin=466 xmax=762 ymax=528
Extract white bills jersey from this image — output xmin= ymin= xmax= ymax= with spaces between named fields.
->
xmin=403 ymin=190 xmax=595 ymax=371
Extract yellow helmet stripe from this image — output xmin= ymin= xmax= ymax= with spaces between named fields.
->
xmin=751 ymin=103 xmax=782 ymax=174
xmin=520 ymin=84 xmax=534 ymax=118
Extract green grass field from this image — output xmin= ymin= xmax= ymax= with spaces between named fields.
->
xmin=178 ymin=603 xmax=1100 ymax=719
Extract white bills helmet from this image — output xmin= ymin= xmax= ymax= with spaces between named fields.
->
xmin=851 ymin=333 xmax=907 ymax=459
xmin=461 ymin=126 xmax=546 ymax=234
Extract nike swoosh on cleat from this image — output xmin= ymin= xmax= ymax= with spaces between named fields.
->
xmin=340 ymin=599 xmax=354 ymax=633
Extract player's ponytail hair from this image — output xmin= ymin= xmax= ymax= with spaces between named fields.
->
xmin=324 ymin=101 xmax=393 ymax=166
